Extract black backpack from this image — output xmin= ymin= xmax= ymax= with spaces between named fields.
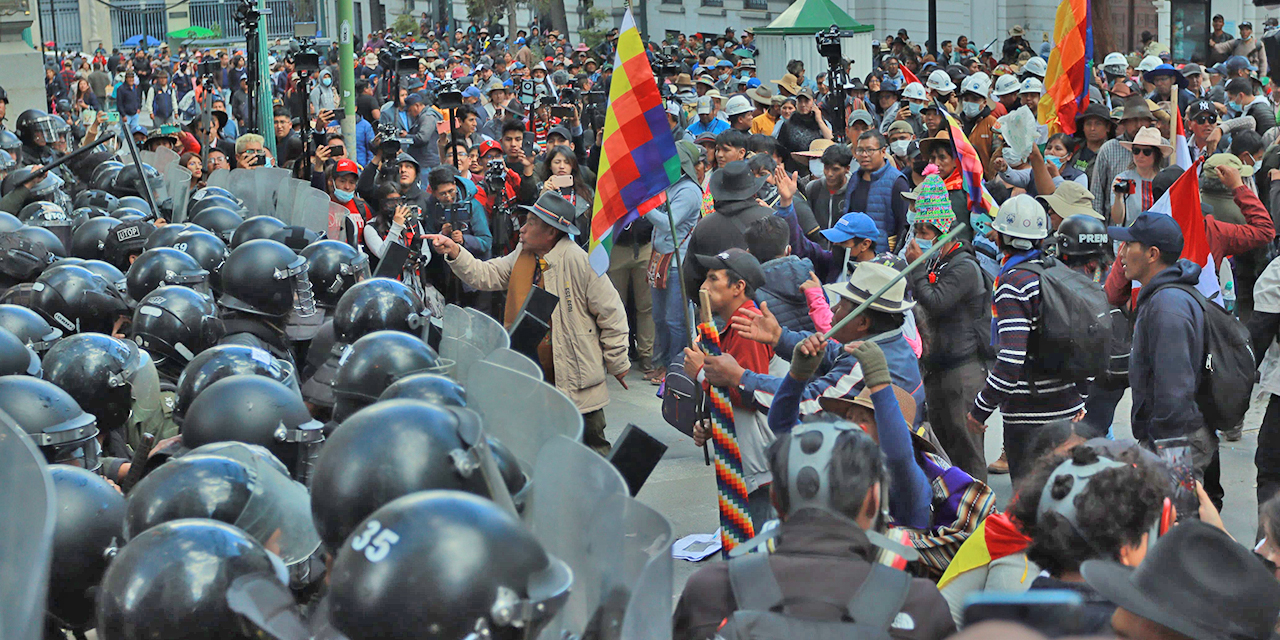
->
xmin=1152 ymin=283 xmax=1256 ymax=428
xmin=1011 ymin=257 xmax=1112 ymax=382
xmin=661 ymin=356 xmax=703 ymax=438
xmin=1097 ymin=306 xmax=1134 ymax=390
xmin=717 ymin=552 xmax=912 ymax=640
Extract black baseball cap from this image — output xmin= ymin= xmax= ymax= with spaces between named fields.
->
xmin=1186 ymin=100 xmax=1216 ymax=119
xmin=696 ymin=248 xmax=765 ymax=289
xmin=1108 ymin=212 xmax=1184 ymax=259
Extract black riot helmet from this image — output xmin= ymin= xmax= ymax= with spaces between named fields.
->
xmin=46 ymin=465 xmax=126 ymax=632
xmin=230 ymin=215 xmax=287 ymax=249
xmin=125 ymin=247 xmax=210 ymax=302
xmin=31 ymin=264 xmax=129 ymax=335
xmin=0 ymin=325 xmax=40 ymax=376
xmin=0 ymin=148 xmax=12 ymax=173
xmin=101 ymin=220 xmax=156 ymax=270
xmin=74 ymin=188 xmax=119 ymax=212
xmin=129 ymin=285 xmax=224 ymax=377
xmin=188 ymin=194 xmax=247 ymax=218
xmin=0 ymin=210 xmax=21 ymax=231
xmin=95 ymin=519 xmax=291 ymax=640
xmin=189 ymin=205 xmax=244 ymax=243
xmin=80 ymin=259 xmax=128 ymax=296
xmin=123 ymin=442 xmax=321 ymax=567
xmin=189 ymin=185 xmax=243 ymax=206
xmin=110 ymin=206 xmax=147 ymax=221
xmin=0 ymin=128 xmax=20 ymax=153
xmin=271 ymin=225 xmax=322 ymax=252
xmin=0 ymin=228 xmax=54 ymax=285
xmin=0 ymin=375 xmax=99 ymax=470
xmin=42 ymin=333 xmax=151 ymax=434
xmin=89 ymin=162 xmax=124 ymax=192
xmin=112 ymin=195 xmax=152 ymax=216
xmin=14 ymin=224 xmax=67 ymax=257
xmin=300 ymin=240 xmax=370 ymax=308
xmin=18 ymin=200 xmax=69 ymax=226
xmin=181 ymin=375 xmax=324 ymax=482
xmin=110 ymin=164 xmax=162 ymax=200
xmin=378 ymin=372 xmax=466 ymax=406
xmin=332 ymin=277 xmax=427 ymax=344
xmin=173 ymin=343 xmax=297 ymax=425
xmin=1 ymin=166 xmax=37 ymax=198
xmin=319 ymin=492 xmax=571 ymax=640
xmin=143 ymin=222 xmax=191 ymax=249
xmin=170 ymin=230 xmax=229 ymax=291
xmin=68 ymin=206 xmax=100 ymax=232
xmin=70 ymin=215 xmax=121 ymax=260
xmin=15 ymin=109 xmax=58 ymax=147
xmin=219 ymin=238 xmax=317 ymax=318
xmin=1056 ymin=214 xmax=1110 ymax=261
xmin=311 ymin=400 xmax=519 ymax=554
xmin=331 ymin=330 xmax=445 ymax=422
xmin=0 ymin=303 xmax=62 ymax=352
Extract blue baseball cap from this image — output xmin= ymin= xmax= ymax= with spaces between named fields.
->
xmin=821 ymin=212 xmax=879 ymax=244
xmin=404 ymin=93 xmax=423 ymax=106
xmin=746 ymin=78 xmax=762 ymax=88
xmin=462 ymin=86 xmax=483 ymax=99
xmin=716 ymin=60 xmax=733 ymax=68
xmin=1108 ymin=212 xmax=1184 ymax=258
xmin=1226 ymin=55 xmax=1257 ymax=73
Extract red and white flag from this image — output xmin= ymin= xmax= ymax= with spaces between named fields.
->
xmin=1171 ymin=102 xmax=1192 ymax=170
xmin=1147 ymin=156 xmax=1221 ymax=303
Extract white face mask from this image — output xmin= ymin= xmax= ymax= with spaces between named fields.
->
xmin=962 ymin=101 xmax=983 ymax=119
xmin=889 ymin=139 xmax=910 ymax=156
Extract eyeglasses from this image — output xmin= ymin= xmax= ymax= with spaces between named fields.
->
xmin=1192 ymin=115 xmax=1217 ymax=125
xmin=1133 ymin=147 xmax=1159 ymax=156
xmin=854 ymin=147 xmax=883 ymax=156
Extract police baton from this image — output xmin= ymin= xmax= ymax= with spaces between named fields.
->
xmin=23 ymin=130 xmax=116 ymax=185
xmin=820 ymin=223 xmax=968 ymax=342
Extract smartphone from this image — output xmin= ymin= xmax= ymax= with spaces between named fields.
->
xmin=81 ymin=109 xmax=96 ymax=125
xmin=963 ymin=590 xmax=1085 ymax=637
xmin=330 ymin=107 xmax=345 ymax=120
xmin=1154 ymin=436 xmax=1200 ymax=521
xmin=551 ymin=174 xmax=574 ymax=189
xmin=107 ymin=111 xmax=121 ymax=123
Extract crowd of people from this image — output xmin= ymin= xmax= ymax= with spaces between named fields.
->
xmin=7 ymin=11 xmax=1280 ymax=640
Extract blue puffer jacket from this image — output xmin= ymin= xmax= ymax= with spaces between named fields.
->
xmin=1130 ymin=259 xmax=1206 ymax=442
xmin=755 ymin=255 xmax=816 ymax=333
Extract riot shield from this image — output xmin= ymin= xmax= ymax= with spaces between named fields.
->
xmin=141 ymin=146 xmax=180 ymax=173
xmin=164 ymin=161 xmax=193 ymax=223
xmin=226 ymin=167 xmax=290 ymax=218
xmin=439 ymin=305 xmax=510 ymax=382
xmin=0 ymin=409 xmax=55 ymax=640
xmin=528 ymin=436 xmax=629 ymax=640
xmin=588 ymin=493 xmax=674 ymax=640
xmin=206 ymin=167 xmax=233 ymax=191
xmin=466 ymin=360 xmax=582 ymax=473
xmin=273 ymin=178 xmax=332 ymax=234
xmin=481 ymin=347 xmax=543 ymax=381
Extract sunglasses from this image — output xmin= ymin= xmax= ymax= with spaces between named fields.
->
xmin=1133 ymin=147 xmax=1160 ymax=157
xmin=1192 ymin=115 xmax=1217 ymax=125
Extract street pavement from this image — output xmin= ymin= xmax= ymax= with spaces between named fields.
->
xmin=598 ymin=369 xmax=1267 ymax=596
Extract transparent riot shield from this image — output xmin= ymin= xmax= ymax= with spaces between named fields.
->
xmin=164 ymin=161 xmax=193 ymax=223
xmin=0 ymin=409 xmax=55 ymax=640
xmin=529 ymin=436 xmax=629 ymax=640
xmin=588 ymin=493 xmax=674 ymax=640
xmin=440 ymin=305 xmax=510 ymax=382
xmin=144 ymin=146 xmax=180 ymax=173
xmin=273 ymin=178 xmax=332 ymax=234
xmin=466 ymin=361 xmax=582 ymax=474
xmin=327 ymin=202 xmax=350 ymax=241
xmin=206 ymin=167 xmax=234 ymax=191
xmin=226 ymin=167 xmax=290 ymax=218
xmin=481 ymin=347 xmax=542 ymax=381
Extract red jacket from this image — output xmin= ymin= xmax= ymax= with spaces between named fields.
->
xmin=1106 ymin=185 xmax=1275 ymax=309
xmin=718 ymin=300 xmax=773 ymax=408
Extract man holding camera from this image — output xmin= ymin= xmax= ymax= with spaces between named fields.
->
xmin=404 ymin=93 xmax=442 ymax=169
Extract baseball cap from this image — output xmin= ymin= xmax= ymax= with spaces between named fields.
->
xmin=403 ymin=93 xmax=423 ymax=106
xmin=334 ymin=158 xmax=359 ymax=176
xmin=696 ymin=96 xmax=713 ymax=115
xmin=886 ymin=120 xmax=915 ymax=136
xmin=1186 ymin=100 xmax=1217 ymax=120
xmin=848 ymin=109 xmax=873 ymax=127
xmin=478 ymin=140 xmax=502 ymax=157
xmin=695 ymin=248 xmax=765 ymax=290
xmin=1107 ymin=212 xmax=1184 ymax=258
xmin=547 ymin=125 xmax=572 ymax=142
xmin=820 ymin=212 xmax=879 ymax=244
xmin=1226 ymin=55 xmax=1257 ymax=73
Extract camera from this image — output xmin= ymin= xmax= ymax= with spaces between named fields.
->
xmin=484 ymin=158 xmax=507 ymax=190
xmin=655 ymin=45 xmax=681 ymax=78
xmin=559 ymin=87 xmax=579 ymax=104
xmin=435 ymin=79 xmax=464 ymax=111
xmin=375 ymin=121 xmax=409 ymax=156
xmin=518 ymin=79 xmax=538 ymax=106
xmin=197 ymin=59 xmax=221 ymax=77
xmin=816 ymin=25 xmax=853 ymax=62
xmin=378 ymin=40 xmax=419 ymax=75
xmin=550 ymin=105 xmax=575 ymax=119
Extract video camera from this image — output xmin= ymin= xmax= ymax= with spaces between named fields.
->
xmin=435 ymin=79 xmax=464 ymax=111
xmin=517 ymin=79 xmax=538 ymax=106
xmin=197 ymin=59 xmax=221 ymax=77
xmin=375 ymin=121 xmax=412 ymax=156
xmin=816 ymin=25 xmax=854 ymax=63
xmin=653 ymin=45 xmax=681 ymax=79
xmin=378 ymin=39 xmax=420 ymax=74
xmin=550 ymin=87 xmax=577 ymax=119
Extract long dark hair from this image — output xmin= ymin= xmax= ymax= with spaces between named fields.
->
xmin=540 ymin=145 xmax=591 ymax=200
xmin=369 ymin=181 xmax=403 ymax=236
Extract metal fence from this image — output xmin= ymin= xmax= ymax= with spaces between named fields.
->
xmin=188 ymin=0 xmax=297 ymax=42
xmin=110 ymin=0 xmax=167 ymax=48
xmin=39 ymin=0 xmax=82 ymax=51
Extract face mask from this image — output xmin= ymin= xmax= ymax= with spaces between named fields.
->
xmin=962 ymin=101 xmax=983 ymax=119
xmin=908 ymin=102 xmax=924 ymax=116
xmin=322 ymin=76 xmax=333 ymax=86
xmin=1255 ymin=159 xmax=1264 ymax=172
xmin=333 ymin=188 xmax=354 ymax=203
xmin=889 ymin=139 xmax=910 ymax=156
xmin=915 ymin=238 xmax=933 ymax=252
xmin=1046 ymin=154 xmax=1065 ymax=168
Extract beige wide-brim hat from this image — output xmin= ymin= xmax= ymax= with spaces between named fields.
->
xmin=791 ymin=139 xmax=836 ymax=161
xmin=771 ymin=73 xmax=802 ymax=95
xmin=1119 ymin=126 xmax=1173 ymax=156
xmin=822 ymin=261 xmax=915 ymax=313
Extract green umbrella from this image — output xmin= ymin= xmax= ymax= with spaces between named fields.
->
xmin=167 ymin=25 xmax=216 ymax=40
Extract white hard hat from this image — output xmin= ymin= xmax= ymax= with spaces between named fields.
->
xmin=901 ymin=82 xmax=927 ymax=101
xmin=1102 ymin=51 xmax=1128 ymax=74
xmin=724 ymin=95 xmax=754 ymax=116
xmin=960 ymin=74 xmax=990 ymax=97
xmin=1019 ymin=77 xmax=1044 ymax=94
xmin=992 ymin=74 xmax=1021 ymax=96
xmin=991 ymin=194 xmax=1049 ymax=241
xmin=927 ymin=69 xmax=957 ymax=93
xmin=1137 ymin=55 xmax=1162 ymax=72
xmin=1022 ymin=56 xmax=1047 ymax=78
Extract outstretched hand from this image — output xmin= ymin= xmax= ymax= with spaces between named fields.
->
xmin=730 ymin=301 xmax=782 ymax=347
xmin=425 ymin=233 xmax=461 ymax=259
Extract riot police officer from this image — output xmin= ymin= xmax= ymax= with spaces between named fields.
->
xmin=218 ymin=239 xmax=323 ymax=368
xmin=46 ymin=465 xmax=126 ymax=637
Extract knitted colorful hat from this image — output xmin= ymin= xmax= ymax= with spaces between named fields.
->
xmin=913 ymin=165 xmax=955 ymax=232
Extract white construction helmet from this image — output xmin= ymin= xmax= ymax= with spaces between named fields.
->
xmin=991 ymin=194 xmax=1050 ymax=246
xmin=1019 ymin=77 xmax=1044 ymax=95
xmin=960 ymin=73 xmax=990 ymax=97
xmin=902 ymin=82 xmax=928 ymax=101
xmin=1022 ymin=56 xmax=1047 ymax=78
xmin=1102 ymin=52 xmax=1129 ymax=75
xmin=1137 ymin=55 xmax=1162 ymax=72
xmin=993 ymin=74 xmax=1022 ymax=96
xmin=927 ymin=69 xmax=957 ymax=94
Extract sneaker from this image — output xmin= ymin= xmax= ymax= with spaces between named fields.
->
xmin=1223 ymin=424 xmax=1243 ymax=442
xmin=988 ymin=449 xmax=1009 ymax=475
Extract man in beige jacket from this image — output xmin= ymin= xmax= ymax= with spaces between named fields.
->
xmin=428 ymin=192 xmax=630 ymax=454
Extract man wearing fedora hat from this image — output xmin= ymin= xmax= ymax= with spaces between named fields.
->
xmin=427 ymin=192 xmax=630 ymax=454
xmin=1090 ymin=95 xmax=1158 ymax=217
xmin=682 ymin=160 xmax=774 ymax=299
xmin=718 ymin=260 xmax=926 ymax=426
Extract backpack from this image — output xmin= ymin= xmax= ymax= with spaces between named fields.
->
xmin=972 ymin=257 xmax=997 ymax=363
xmin=1098 ymin=306 xmax=1134 ymax=390
xmin=1154 ymin=283 xmax=1257 ymax=428
xmin=717 ymin=552 xmax=912 ymax=640
xmin=661 ymin=356 xmax=703 ymax=438
xmin=1011 ymin=257 xmax=1111 ymax=382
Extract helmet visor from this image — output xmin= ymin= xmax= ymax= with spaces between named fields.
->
xmin=232 ymin=449 xmax=323 ymax=565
